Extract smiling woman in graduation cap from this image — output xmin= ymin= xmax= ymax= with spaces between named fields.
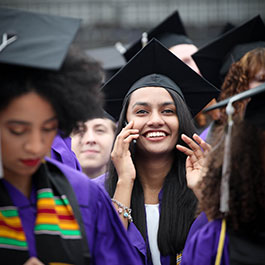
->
xmin=181 ymin=82 xmax=265 ymax=265
xmin=0 ymin=8 xmax=143 ymax=265
xmin=101 ymin=38 xmax=218 ymax=265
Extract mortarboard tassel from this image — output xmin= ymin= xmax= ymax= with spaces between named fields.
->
xmin=141 ymin=32 xmax=148 ymax=48
xmin=115 ymin=42 xmax=127 ymax=55
xmin=0 ymin=130 xmax=3 ymax=178
xmin=0 ymin=32 xmax=17 ymax=52
xmin=220 ymin=99 xmax=235 ymax=213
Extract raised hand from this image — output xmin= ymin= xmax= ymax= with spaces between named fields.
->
xmin=111 ymin=120 xmax=139 ymax=182
xmin=111 ymin=121 xmax=139 ymax=229
xmin=176 ymin=133 xmax=211 ymax=199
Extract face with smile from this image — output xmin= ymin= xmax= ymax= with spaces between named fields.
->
xmin=0 ymin=92 xmax=58 ymax=180
xmin=126 ymin=86 xmax=179 ymax=157
xmin=71 ymin=118 xmax=116 ymax=178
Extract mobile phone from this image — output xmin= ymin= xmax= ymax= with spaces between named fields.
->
xmin=124 ymin=121 xmax=136 ymax=144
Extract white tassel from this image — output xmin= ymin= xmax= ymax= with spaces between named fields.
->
xmin=141 ymin=32 xmax=148 ymax=48
xmin=0 ymin=33 xmax=17 ymax=53
xmin=115 ymin=42 xmax=126 ymax=55
xmin=0 ymin=130 xmax=3 ymax=179
xmin=220 ymin=100 xmax=235 ymax=213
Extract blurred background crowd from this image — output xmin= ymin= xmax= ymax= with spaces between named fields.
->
xmin=1 ymin=0 xmax=265 ymax=49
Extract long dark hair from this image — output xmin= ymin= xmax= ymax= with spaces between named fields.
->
xmin=105 ymin=88 xmax=198 ymax=260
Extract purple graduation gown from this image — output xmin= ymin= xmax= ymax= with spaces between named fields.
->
xmin=185 ymin=211 xmax=208 ymax=243
xmin=181 ymin=219 xmax=229 ymax=265
xmin=51 ymin=134 xmax=82 ymax=171
xmin=199 ymin=125 xmax=210 ymax=142
xmin=1 ymin=157 xmax=143 ymax=265
xmin=93 ymin=174 xmax=206 ymax=265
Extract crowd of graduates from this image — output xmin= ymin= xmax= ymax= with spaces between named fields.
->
xmin=0 ymin=6 xmax=265 ymax=265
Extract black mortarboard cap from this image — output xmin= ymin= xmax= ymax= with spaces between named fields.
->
xmin=0 ymin=8 xmax=81 ymax=70
xmin=102 ymin=38 xmax=219 ymax=121
xmin=204 ymin=82 xmax=265 ymax=129
xmin=218 ymin=22 xmax=235 ymax=36
xmin=85 ymin=45 xmax=126 ymax=82
xmin=88 ymin=108 xmax=116 ymax=122
xmin=192 ymin=15 xmax=265 ymax=88
xmin=123 ymin=10 xmax=192 ymax=62
xmin=103 ymin=110 xmax=116 ymax=123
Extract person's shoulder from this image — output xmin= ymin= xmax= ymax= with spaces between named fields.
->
xmin=192 ymin=218 xmax=223 ymax=241
xmin=181 ymin=219 xmax=223 ymax=265
xmin=188 ymin=212 xmax=209 ymax=236
xmin=45 ymin=157 xmax=102 ymax=200
xmin=46 ymin=156 xmax=85 ymax=180
xmin=184 ymin=218 xmax=223 ymax=254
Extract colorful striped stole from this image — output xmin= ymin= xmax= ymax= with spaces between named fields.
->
xmin=0 ymin=206 xmax=27 ymax=250
xmin=0 ymin=161 xmax=89 ymax=264
xmin=176 ymin=252 xmax=182 ymax=265
xmin=0 ymin=189 xmax=81 ymax=252
xmin=35 ymin=188 xmax=81 ymax=239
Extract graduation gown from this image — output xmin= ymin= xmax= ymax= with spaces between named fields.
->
xmin=181 ymin=219 xmax=229 ymax=265
xmin=93 ymin=174 xmax=204 ymax=265
xmin=185 ymin=211 xmax=208 ymax=243
xmin=0 ymin=158 xmax=143 ymax=265
xmin=199 ymin=125 xmax=211 ymax=142
xmin=182 ymin=218 xmax=265 ymax=265
xmin=51 ymin=134 xmax=82 ymax=171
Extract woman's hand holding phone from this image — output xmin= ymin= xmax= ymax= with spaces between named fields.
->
xmin=111 ymin=120 xmax=139 ymax=182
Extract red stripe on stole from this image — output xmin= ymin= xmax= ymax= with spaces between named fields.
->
xmin=57 ymin=215 xmax=75 ymax=221
xmin=0 ymin=220 xmax=24 ymax=232
xmin=37 ymin=208 xmax=57 ymax=214
xmin=37 ymin=210 xmax=75 ymax=220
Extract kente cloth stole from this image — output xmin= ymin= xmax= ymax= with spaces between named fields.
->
xmin=35 ymin=188 xmax=80 ymax=239
xmin=0 ymin=162 xmax=89 ymax=265
xmin=176 ymin=252 xmax=182 ymax=265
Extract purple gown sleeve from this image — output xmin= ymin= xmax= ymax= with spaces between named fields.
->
xmin=93 ymin=174 xmax=149 ymax=264
xmin=181 ymin=219 xmax=230 ymax=265
xmin=48 ymin=158 xmax=143 ymax=265
xmin=91 ymin=186 xmax=143 ymax=264
xmin=93 ymin=176 xmax=173 ymax=265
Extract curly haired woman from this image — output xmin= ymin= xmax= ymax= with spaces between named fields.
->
xmin=206 ymin=47 xmax=265 ymax=144
xmin=181 ymin=85 xmax=265 ymax=265
xmin=0 ymin=8 xmax=142 ymax=265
